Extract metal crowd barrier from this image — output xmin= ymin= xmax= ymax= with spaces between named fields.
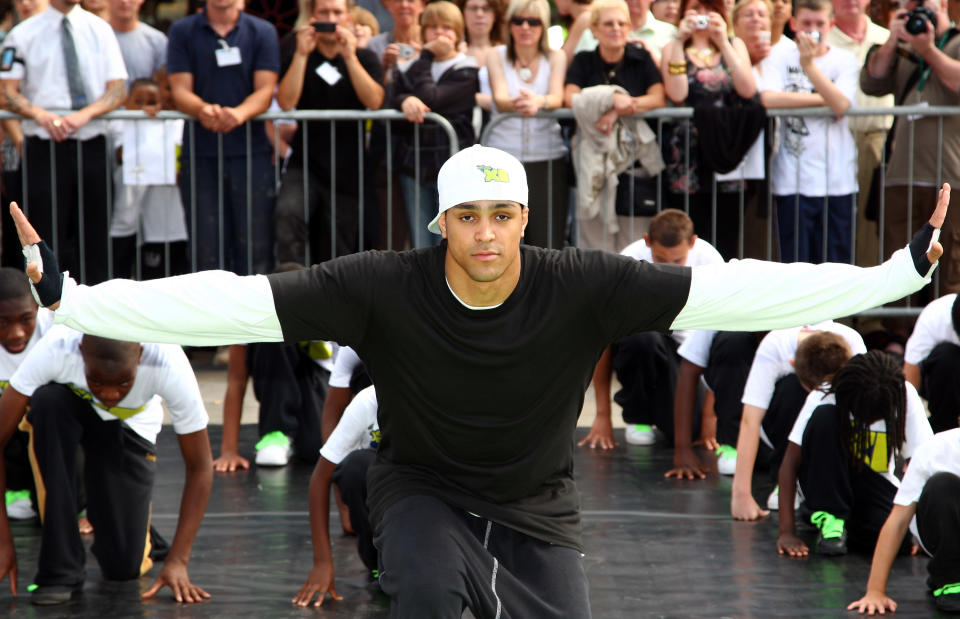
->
xmin=0 ymin=105 xmax=954 ymax=318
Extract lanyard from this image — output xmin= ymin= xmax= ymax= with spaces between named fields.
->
xmin=916 ymin=30 xmax=953 ymax=93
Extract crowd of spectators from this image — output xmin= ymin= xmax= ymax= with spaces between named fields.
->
xmin=0 ymin=0 xmax=955 ymax=289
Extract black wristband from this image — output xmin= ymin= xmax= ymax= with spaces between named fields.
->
xmin=908 ymin=222 xmax=937 ymax=277
xmin=32 ymin=240 xmax=64 ymax=307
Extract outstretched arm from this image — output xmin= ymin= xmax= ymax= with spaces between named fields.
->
xmin=215 ymin=345 xmax=251 ymax=472
xmin=581 ymin=347 xmax=617 ymax=450
xmin=847 ymin=503 xmax=915 ymax=615
xmin=292 ymin=457 xmax=343 ymax=607
xmin=672 ymin=185 xmax=948 ymax=332
xmin=665 ymin=359 xmax=708 ymax=479
xmin=142 ymin=429 xmax=213 ymax=603
xmin=775 ymin=443 xmax=808 ymax=557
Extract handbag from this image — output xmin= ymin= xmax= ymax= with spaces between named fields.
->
xmin=614 ymin=170 xmax=659 ymax=217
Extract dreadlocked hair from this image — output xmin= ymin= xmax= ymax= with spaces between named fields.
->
xmin=831 ymin=351 xmax=906 ymax=470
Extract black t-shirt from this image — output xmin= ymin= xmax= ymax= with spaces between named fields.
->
xmin=280 ymin=38 xmax=383 ymax=191
xmin=565 ymin=43 xmax=662 ymax=97
xmin=268 ymin=244 xmax=691 ymax=550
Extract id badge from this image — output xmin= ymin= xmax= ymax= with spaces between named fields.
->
xmin=315 ymin=61 xmax=342 ymax=85
xmin=215 ymin=45 xmax=242 ymax=67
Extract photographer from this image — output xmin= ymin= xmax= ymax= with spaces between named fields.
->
xmin=862 ymin=0 xmax=960 ymax=299
xmin=275 ymin=0 xmax=385 ymax=264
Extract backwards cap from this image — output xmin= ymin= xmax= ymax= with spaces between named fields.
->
xmin=429 ymin=145 xmax=529 ymax=234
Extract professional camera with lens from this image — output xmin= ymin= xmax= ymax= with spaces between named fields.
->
xmin=904 ymin=6 xmax=937 ymax=35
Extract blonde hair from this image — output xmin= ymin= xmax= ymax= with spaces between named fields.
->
xmin=505 ymin=0 xmax=551 ymax=61
xmin=731 ymin=0 xmax=772 ymax=25
xmin=589 ymin=0 xmax=630 ymax=25
xmin=350 ymin=5 xmax=381 ymax=35
xmin=421 ymin=0 xmax=466 ymax=44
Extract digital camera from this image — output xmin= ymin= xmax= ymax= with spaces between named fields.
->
xmin=807 ymin=30 xmax=820 ymax=43
xmin=905 ymin=6 xmax=937 ymax=35
xmin=693 ymin=15 xmax=710 ymax=29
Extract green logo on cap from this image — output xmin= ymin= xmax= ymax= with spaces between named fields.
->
xmin=477 ymin=165 xmax=509 ymax=183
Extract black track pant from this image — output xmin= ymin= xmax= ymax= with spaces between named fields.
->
xmin=26 ymin=383 xmax=155 ymax=586
xmin=918 ymin=472 xmax=960 ymax=590
xmin=374 ymin=495 xmax=590 ymax=619
xmin=612 ymin=332 xmax=681 ymax=440
xmin=702 ymin=332 xmax=758 ymax=446
xmin=798 ymin=405 xmax=901 ymax=554
xmin=331 ymin=449 xmax=376 ymax=571
xmin=248 ymin=342 xmax=328 ymax=462
xmin=759 ymin=374 xmax=808 ymax=479
xmin=921 ymin=342 xmax=960 ymax=432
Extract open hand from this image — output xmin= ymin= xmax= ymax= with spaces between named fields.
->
xmin=776 ymin=533 xmax=809 ymax=558
xmin=847 ymin=591 xmax=897 ymax=615
xmin=142 ymin=559 xmax=210 ymax=603
xmin=213 ymin=451 xmax=250 ymax=472
xmin=665 ymin=447 xmax=708 ymax=480
xmin=292 ymin=562 xmax=342 ymax=607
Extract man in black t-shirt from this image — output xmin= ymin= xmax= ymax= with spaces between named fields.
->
xmin=275 ymin=0 xmax=384 ymax=264
xmin=5 ymin=147 xmax=949 ymax=617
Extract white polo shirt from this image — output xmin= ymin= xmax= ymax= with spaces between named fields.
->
xmin=10 ymin=325 xmax=208 ymax=444
xmin=0 ymin=308 xmax=53 ymax=391
xmin=894 ymin=428 xmax=960 ymax=549
xmin=904 ymin=294 xmax=959 ymax=365
xmin=319 ymin=385 xmax=380 ymax=464
xmin=0 ymin=5 xmax=128 ymax=140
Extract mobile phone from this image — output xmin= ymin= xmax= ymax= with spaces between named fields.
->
xmin=313 ymin=22 xmax=337 ymax=33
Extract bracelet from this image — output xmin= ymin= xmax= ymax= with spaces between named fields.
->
xmin=668 ymin=61 xmax=687 ymax=75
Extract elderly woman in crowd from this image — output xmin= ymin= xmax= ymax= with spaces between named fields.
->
xmin=486 ymin=0 xmax=568 ymax=249
xmin=564 ymin=0 xmax=666 ymax=250
xmin=659 ymin=0 xmax=756 ymax=259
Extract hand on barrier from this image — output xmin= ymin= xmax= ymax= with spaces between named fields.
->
xmin=9 ymin=202 xmax=63 ymax=310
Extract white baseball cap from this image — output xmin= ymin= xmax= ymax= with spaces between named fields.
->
xmin=429 ymin=145 xmax=529 ymax=234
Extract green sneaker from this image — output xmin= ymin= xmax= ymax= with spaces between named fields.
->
xmin=625 ymin=424 xmax=656 ymax=445
xmin=255 ymin=431 xmax=292 ymax=467
xmin=810 ymin=511 xmax=847 ymax=556
xmin=933 ymin=583 xmax=960 ymax=612
xmin=5 ymin=489 xmax=36 ymax=520
xmin=715 ymin=445 xmax=737 ymax=475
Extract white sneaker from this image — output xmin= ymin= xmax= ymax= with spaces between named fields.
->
xmin=766 ymin=485 xmax=801 ymax=511
xmin=715 ymin=445 xmax=737 ymax=475
xmin=5 ymin=490 xmax=36 ymax=520
xmin=624 ymin=424 xmax=656 ymax=445
xmin=255 ymin=432 xmax=292 ymax=466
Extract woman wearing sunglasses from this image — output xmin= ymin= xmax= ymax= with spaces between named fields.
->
xmin=485 ymin=0 xmax=569 ymax=249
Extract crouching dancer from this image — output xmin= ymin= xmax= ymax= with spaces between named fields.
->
xmin=0 ymin=327 xmax=212 ymax=605
xmin=2 ymin=145 xmax=947 ymax=617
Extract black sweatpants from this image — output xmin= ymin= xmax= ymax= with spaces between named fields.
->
xmin=917 ymin=472 xmax=960 ymax=589
xmin=612 ymin=332 xmax=683 ymax=441
xmin=374 ymin=495 xmax=590 ymax=619
xmin=759 ymin=374 xmax=808 ymax=479
xmin=3 ymin=428 xmax=34 ymax=494
xmin=26 ymin=384 xmax=156 ymax=586
xmin=798 ymin=405 xmax=901 ymax=554
xmin=702 ymin=332 xmax=759 ymax=446
xmin=248 ymin=342 xmax=328 ymax=462
xmin=23 ymin=136 xmax=110 ymax=284
xmin=331 ymin=449 xmax=376 ymax=571
xmin=921 ymin=342 xmax=960 ymax=432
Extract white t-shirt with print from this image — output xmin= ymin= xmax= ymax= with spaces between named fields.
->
xmin=329 ymin=345 xmax=362 ymax=389
xmin=621 ymin=237 xmax=723 ymax=345
xmin=788 ymin=382 xmax=933 ymax=486
xmin=761 ymin=44 xmax=859 ymax=196
xmin=319 ymin=385 xmax=379 ymax=464
xmin=904 ymin=294 xmax=959 ymax=365
xmin=741 ymin=321 xmax=866 ymax=409
xmin=894 ymin=428 xmax=960 ymax=548
xmin=0 ymin=308 xmax=53 ymax=390
xmin=10 ymin=325 xmax=208 ymax=444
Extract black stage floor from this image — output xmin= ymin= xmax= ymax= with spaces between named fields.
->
xmin=0 ymin=425 xmax=946 ymax=618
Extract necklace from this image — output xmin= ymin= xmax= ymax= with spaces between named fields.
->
xmin=515 ymin=55 xmax=537 ymax=82
xmin=688 ymin=46 xmax=715 ymax=65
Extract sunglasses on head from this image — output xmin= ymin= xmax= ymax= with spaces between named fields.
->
xmin=510 ymin=16 xmax=543 ymax=27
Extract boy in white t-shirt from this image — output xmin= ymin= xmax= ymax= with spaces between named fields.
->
xmin=294 ymin=384 xmax=380 ymax=607
xmin=848 ymin=428 xmax=960 ymax=615
xmin=730 ymin=320 xmax=866 ymax=520
xmin=0 ymin=328 xmax=212 ymax=605
xmin=777 ymin=343 xmax=932 ymax=557
xmin=760 ymin=0 xmax=859 ymax=264
xmin=0 ymin=268 xmax=53 ymax=520
xmin=585 ymin=209 xmax=723 ymax=449
xmin=903 ymin=293 xmax=960 ymax=432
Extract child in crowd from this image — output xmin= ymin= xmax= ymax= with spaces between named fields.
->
xmin=350 ymin=5 xmax=380 ymax=48
xmin=216 ymin=263 xmax=335 ymax=470
xmin=665 ymin=329 xmax=760 ymax=479
xmin=778 ymin=350 xmax=932 ymax=558
xmin=848 ymin=427 xmax=960 ymax=614
xmin=584 ymin=209 xmax=723 ymax=449
xmin=110 ymin=77 xmax=189 ymax=279
xmin=760 ymin=0 xmax=858 ymax=264
xmin=0 ymin=328 xmax=212 ymax=605
xmin=730 ymin=320 xmax=866 ymax=519
xmin=0 ymin=268 xmax=51 ymax=520
xmin=903 ymin=293 xmax=960 ymax=432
